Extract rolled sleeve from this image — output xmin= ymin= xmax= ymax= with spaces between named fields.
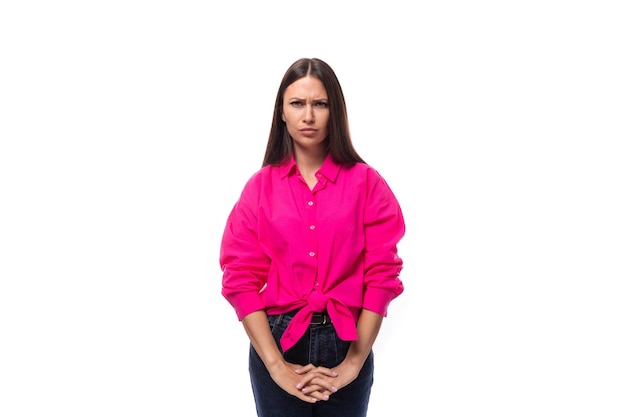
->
xmin=361 ymin=170 xmax=405 ymax=316
xmin=220 ymin=178 xmax=270 ymax=320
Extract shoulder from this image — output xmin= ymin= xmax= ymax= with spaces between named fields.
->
xmin=244 ymin=163 xmax=281 ymax=182
xmin=341 ymin=162 xmax=374 ymax=177
xmin=344 ymin=162 xmax=388 ymax=184
xmin=350 ymin=163 xmax=401 ymax=204
xmin=240 ymin=163 xmax=287 ymax=195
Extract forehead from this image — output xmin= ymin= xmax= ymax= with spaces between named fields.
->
xmin=284 ymin=76 xmax=327 ymax=98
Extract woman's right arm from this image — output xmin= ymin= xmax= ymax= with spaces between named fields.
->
xmin=222 ymin=176 xmax=334 ymax=402
xmin=242 ymin=311 xmax=325 ymax=403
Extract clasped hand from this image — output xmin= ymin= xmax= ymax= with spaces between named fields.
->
xmin=269 ymin=360 xmax=360 ymax=403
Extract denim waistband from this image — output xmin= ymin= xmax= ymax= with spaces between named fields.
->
xmin=271 ymin=309 xmax=332 ymax=326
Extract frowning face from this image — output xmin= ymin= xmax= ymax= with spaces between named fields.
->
xmin=282 ymin=76 xmax=330 ymax=155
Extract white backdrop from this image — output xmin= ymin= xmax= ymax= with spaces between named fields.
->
xmin=1 ymin=1 xmax=625 ymax=416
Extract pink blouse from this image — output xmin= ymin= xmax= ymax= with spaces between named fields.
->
xmin=220 ymin=155 xmax=405 ymax=351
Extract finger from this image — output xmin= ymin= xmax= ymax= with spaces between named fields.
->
xmin=300 ymin=384 xmax=324 ymax=394
xmin=293 ymin=363 xmax=316 ymax=374
xmin=297 ymin=393 xmax=319 ymax=403
xmin=303 ymin=389 xmax=331 ymax=402
xmin=311 ymin=366 xmax=338 ymax=377
xmin=289 ymin=386 xmax=319 ymax=403
xmin=302 ymin=378 xmax=339 ymax=395
xmin=295 ymin=372 xmax=319 ymax=388
xmin=296 ymin=368 xmax=337 ymax=385
xmin=301 ymin=386 xmax=334 ymax=399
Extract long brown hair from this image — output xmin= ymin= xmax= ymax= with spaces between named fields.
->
xmin=262 ymin=58 xmax=366 ymax=167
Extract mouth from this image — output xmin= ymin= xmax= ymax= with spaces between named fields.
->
xmin=299 ymin=128 xmax=317 ymax=136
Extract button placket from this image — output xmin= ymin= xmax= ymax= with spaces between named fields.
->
xmin=305 ymin=197 xmax=318 ymax=288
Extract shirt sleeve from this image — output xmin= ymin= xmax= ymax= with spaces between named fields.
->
xmin=361 ymin=168 xmax=406 ymax=316
xmin=219 ymin=175 xmax=270 ymax=320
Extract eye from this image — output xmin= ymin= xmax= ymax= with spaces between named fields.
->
xmin=314 ymin=101 xmax=328 ymax=108
xmin=290 ymin=100 xmax=304 ymax=107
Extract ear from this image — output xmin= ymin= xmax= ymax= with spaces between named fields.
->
xmin=281 ymin=112 xmax=286 ymax=122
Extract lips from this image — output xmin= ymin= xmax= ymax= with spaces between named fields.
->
xmin=299 ymin=128 xmax=317 ymax=136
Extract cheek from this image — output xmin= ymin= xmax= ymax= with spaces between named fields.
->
xmin=283 ymin=117 xmax=298 ymax=135
xmin=282 ymin=109 xmax=295 ymax=123
xmin=320 ymin=115 xmax=330 ymax=130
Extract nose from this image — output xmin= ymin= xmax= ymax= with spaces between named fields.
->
xmin=303 ymin=104 xmax=315 ymax=123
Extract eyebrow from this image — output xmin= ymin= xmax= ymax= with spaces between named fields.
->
xmin=286 ymin=97 xmax=328 ymax=102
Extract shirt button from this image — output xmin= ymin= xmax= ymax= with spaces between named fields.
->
xmin=309 ymin=251 xmax=315 ymax=257
xmin=315 ymin=281 xmax=319 ymax=286
xmin=309 ymin=225 xmax=315 ymax=230
xmin=307 ymin=201 xmax=314 ymax=206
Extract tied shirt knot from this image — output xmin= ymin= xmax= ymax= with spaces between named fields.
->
xmin=279 ymin=289 xmax=358 ymax=351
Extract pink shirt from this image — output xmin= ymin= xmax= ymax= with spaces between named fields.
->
xmin=220 ymin=155 xmax=405 ymax=351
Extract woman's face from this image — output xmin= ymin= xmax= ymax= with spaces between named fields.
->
xmin=282 ymin=76 xmax=330 ymax=154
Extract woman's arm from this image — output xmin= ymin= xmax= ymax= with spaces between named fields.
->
xmin=344 ymin=308 xmax=384 ymax=370
xmin=295 ymin=309 xmax=383 ymax=395
xmin=241 ymin=311 xmax=334 ymax=403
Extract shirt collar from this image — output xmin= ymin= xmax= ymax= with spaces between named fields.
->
xmin=319 ymin=154 xmax=341 ymax=183
xmin=277 ymin=157 xmax=298 ymax=178
xmin=277 ymin=154 xmax=341 ymax=183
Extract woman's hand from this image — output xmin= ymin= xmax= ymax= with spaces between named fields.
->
xmin=296 ymin=309 xmax=383 ymax=399
xmin=265 ymin=360 xmax=329 ymax=403
xmin=292 ymin=364 xmax=339 ymax=401
xmin=292 ymin=361 xmax=362 ymax=401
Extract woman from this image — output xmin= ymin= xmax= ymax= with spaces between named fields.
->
xmin=219 ymin=57 xmax=405 ymax=417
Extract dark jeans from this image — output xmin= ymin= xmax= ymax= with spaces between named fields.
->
xmin=249 ymin=311 xmax=374 ymax=417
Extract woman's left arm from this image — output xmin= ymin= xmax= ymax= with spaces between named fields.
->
xmin=294 ymin=308 xmax=383 ymax=395
xmin=296 ymin=169 xmax=405 ymax=395
xmin=340 ymin=308 xmax=384 ymax=374
xmin=332 ymin=169 xmax=405 ymax=387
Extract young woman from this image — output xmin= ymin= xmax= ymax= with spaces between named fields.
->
xmin=220 ymin=57 xmax=405 ymax=417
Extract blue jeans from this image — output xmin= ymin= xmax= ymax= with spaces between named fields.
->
xmin=249 ymin=311 xmax=374 ymax=417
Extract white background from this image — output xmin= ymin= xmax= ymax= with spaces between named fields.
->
xmin=1 ymin=1 xmax=625 ymax=416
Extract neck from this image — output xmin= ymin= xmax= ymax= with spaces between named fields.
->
xmin=294 ymin=148 xmax=327 ymax=174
